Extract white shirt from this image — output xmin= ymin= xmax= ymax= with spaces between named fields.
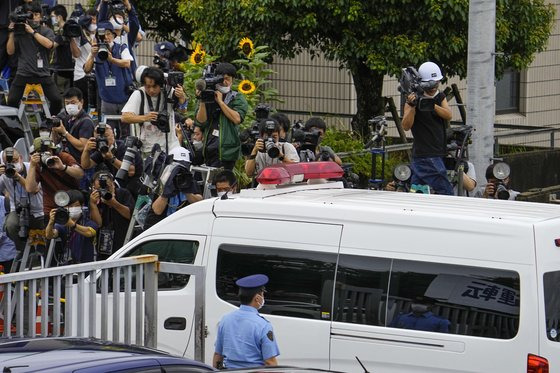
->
xmin=451 ymin=161 xmax=477 ymax=196
xmin=255 ymin=142 xmax=299 ymax=174
xmin=121 ymin=88 xmax=179 ymax=155
xmin=73 ymin=36 xmax=94 ymax=81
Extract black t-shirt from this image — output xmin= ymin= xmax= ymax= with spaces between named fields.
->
xmin=63 ymin=110 xmax=95 ymax=163
xmin=97 ymin=187 xmax=135 ymax=253
xmin=90 ymin=140 xmax=143 ymax=180
xmin=410 ymin=92 xmax=447 ymax=158
xmin=53 ymin=30 xmax=74 ymax=78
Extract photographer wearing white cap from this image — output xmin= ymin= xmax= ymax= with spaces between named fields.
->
xmin=401 ymin=61 xmax=454 ymax=195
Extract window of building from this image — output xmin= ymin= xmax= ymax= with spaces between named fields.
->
xmin=544 ymin=271 xmax=560 ymax=342
xmin=496 ymin=69 xmax=520 ymax=114
xmin=216 ymin=245 xmax=337 ymax=320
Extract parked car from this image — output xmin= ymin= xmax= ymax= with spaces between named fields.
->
xmin=0 ymin=337 xmax=215 ymax=372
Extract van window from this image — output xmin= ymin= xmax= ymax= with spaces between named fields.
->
xmin=331 ymin=255 xmax=391 ymax=326
xmin=124 ymin=240 xmax=199 ymax=290
xmin=544 ymin=271 xmax=560 ymax=342
xmin=216 ymin=245 xmax=336 ymax=320
xmin=388 ymin=260 xmax=520 ymax=339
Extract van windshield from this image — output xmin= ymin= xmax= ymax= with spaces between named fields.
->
xmin=544 ymin=271 xmax=560 ymax=342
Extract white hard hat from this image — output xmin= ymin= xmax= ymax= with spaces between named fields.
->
xmin=418 ymin=61 xmax=443 ymax=82
xmin=135 ymin=65 xmax=148 ymax=84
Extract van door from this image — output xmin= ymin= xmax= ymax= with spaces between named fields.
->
xmin=329 ymin=250 xmax=531 ymax=373
xmin=534 ymin=220 xmax=560 ymax=370
xmin=204 ymin=217 xmax=342 ymax=369
xmin=104 ymin=233 xmax=206 ymax=357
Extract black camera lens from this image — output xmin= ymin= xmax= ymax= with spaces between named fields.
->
xmin=496 ymin=184 xmax=510 ymax=200
xmin=54 ymin=208 xmax=69 ymax=225
xmin=5 ymin=164 xmax=17 ymax=178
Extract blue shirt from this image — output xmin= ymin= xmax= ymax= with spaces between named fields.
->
xmin=390 ymin=311 xmax=450 ymax=333
xmin=55 ymin=218 xmax=98 ymax=263
xmin=215 ymin=305 xmax=280 ymax=369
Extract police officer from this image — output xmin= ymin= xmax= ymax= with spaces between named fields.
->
xmin=390 ymin=296 xmax=450 ymax=333
xmin=213 ymin=274 xmax=280 ymax=369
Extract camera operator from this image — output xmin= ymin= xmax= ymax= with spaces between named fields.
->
xmin=0 ymin=148 xmax=44 ymax=252
xmin=0 ymin=1 xmax=20 ymax=75
xmin=245 ymin=119 xmax=299 ymax=177
xmin=46 ymin=190 xmax=97 ymax=263
xmin=176 ymin=118 xmax=204 ymax=166
xmin=6 ymin=2 xmax=62 ymax=115
xmin=51 ymin=87 xmax=95 ymax=167
xmin=153 ymin=41 xmax=189 ymax=73
xmin=73 ymin=9 xmax=98 ymax=111
xmin=83 ymin=21 xmax=133 ymax=139
xmin=89 ymin=171 xmax=134 ymax=258
xmin=476 ymin=163 xmax=520 ymax=200
xmin=50 ymin=5 xmax=76 ymax=94
xmin=97 ymin=0 xmax=140 ymax=65
xmin=302 ymin=117 xmax=342 ymax=165
xmin=25 ymin=137 xmax=84 ymax=218
xmin=271 ymin=113 xmax=291 ymax=142
xmin=401 ymin=61 xmax=453 ymax=195
xmin=143 ymin=147 xmax=203 ymax=230
xmin=121 ymin=66 xmax=184 ymax=156
xmin=195 ymin=62 xmax=249 ymax=170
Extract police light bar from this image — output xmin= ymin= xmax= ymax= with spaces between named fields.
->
xmin=256 ymin=162 xmax=345 ymax=185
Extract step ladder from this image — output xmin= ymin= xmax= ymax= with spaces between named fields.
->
xmin=17 ymin=84 xmax=51 ymax=149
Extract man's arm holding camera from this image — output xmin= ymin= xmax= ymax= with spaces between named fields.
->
xmin=81 ymin=138 xmax=97 ymax=169
xmin=107 ymin=50 xmax=131 ymax=69
xmin=83 ymin=43 xmax=98 ymax=73
xmin=45 ymin=209 xmax=59 ymax=239
xmin=152 ymin=193 xmax=202 ymax=216
xmin=26 ymin=24 xmax=54 ymax=50
xmin=434 ymin=97 xmax=452 ymax=121
xmin=89 ymin=190 xmax=102 ymax=226
xmin=25 ymin=154 xmax=41 ymax=194
xmin=122 ymin=91 xmax=158 ymax=124
xmin=52 ymin=121 xmax=88 ymax=153
xmin=7 ymin=23 xmax=15 ymax=55
xmin=70 ymin=37 xmax=81 ymax=58
xmin=215 ymin=91 xmax=241 ymax=125
xmin=52 ymin=154 xmax=84 ymax=180
xmin=195 ymin=98 xmax=208 ymax=124
xmin=402 ymin=93 xmax=417 ymax=131
xmin=244 ymin=139 xmax=263 ymax=177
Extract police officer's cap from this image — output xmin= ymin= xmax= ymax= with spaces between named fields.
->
xmin=154 ymin=42 xmax=176 ymax=58
xmin=236 ymin=274 xmax=269 ymax=289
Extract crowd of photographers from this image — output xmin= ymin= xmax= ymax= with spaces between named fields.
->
xmin=0 ymin=1 xmax=520 ymax=271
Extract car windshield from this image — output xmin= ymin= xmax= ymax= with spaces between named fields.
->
xmin=544 ymin=271 xmax=560 ymax=342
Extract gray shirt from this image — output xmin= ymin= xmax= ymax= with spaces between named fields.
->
xmin=14 ymin=25 xmax=55 ymax=78
xmin=0 ymin=163 xmax=44 ymax=218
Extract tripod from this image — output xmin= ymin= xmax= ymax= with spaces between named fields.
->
xmin=366 ymin=120 xmax=388 ymax=190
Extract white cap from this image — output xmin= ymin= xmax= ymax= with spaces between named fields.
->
xmin=418 ymin=61 xmax=443 ymax=82
xmin=169 ymin=146 xmax=191 ymax=163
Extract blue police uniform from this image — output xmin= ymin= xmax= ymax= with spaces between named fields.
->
xmin=215 ymin=274 xmax=280 ymax=369
xmin=391 ymin=311 xmax=450 ymax=333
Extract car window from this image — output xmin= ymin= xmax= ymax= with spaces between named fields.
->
xmin=216 ymin=244 xmax=336 ymax=320
xmin=544 ymin=271 xmax=560 ymax=342
xmin=163 ymin=365 xmax=214 ymax=372
xmin=387 ymin=259 xmax=520 ymax=339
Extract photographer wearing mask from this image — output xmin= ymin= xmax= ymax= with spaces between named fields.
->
xmin=46 ymin=190 xmax=97 ymax=264
xmin=97 ymin=0 xmax=140 ymax=64
xmin=50 ymin=5 xmax=76 ymax=93
xmin=89 ymin=171 xmax=134 ymax=258
xmin=477 ymin=163 xmax=520 ymax=200
xmin=51 ymin=87 xmax=95 ymax=167
xmin=143 ymin=147 xmax=203 ymax=230
xmin=176 ymin=117 xmax=204 ymax=166
xmin=195 ymin=62 xmax=249 ymax=170
xmin=121 ymin=66 xmax=185 ymax=156
xmin=25 ymin=137 xmax=84 ymax=218
xmin=213 ymin=170 xmax=237 ymax=198
xmin=401 ymin=61 xmax=454 ymax=195
xmin=73 ymin=9 xmax=98 ymax=110
xmin=6 ymin=3 xmax=62 ymax=115
xmin=271 ymin=113 xmax=291 ymax=142
xmin=0 ymin=148 xmax=44 ymax=252
xmin=83 ymin=21 xmax=133 ymax=139
xmin=303 ymin=117 xmax=342 ymax=165
xmin=245 ymin=119 xmax=299 ymax=177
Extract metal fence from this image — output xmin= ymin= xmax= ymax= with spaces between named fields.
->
xmin=0 ymin=255 xmax=207 ymax=362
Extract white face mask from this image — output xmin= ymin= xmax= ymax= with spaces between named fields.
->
xmin=65 ymin=104 xmax=80 ymax=117
xmin=68 ymin=207 xmax=82 ymax=220
xmin=39 ymin=130 xmax=50 ymax=140
xmin=51 ymin=16 xmax=58 ymax=26
xmin=257 ymin=294 xmax=265 ymax=310
xmin=192 ymin=140 xmax=203 ymax=151
xmin=110 ymin=18 xmax=123 ymax=30
xmin=88 ymin=24 xmax=97 ymax=33
xmin=217 ymin=84 xmax=231 ymax=94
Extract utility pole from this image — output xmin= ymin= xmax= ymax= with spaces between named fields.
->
xmin=466 ymin=0 xmax=496 ymax=190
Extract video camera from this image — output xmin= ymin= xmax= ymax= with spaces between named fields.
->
xmin=96 ymin=123 xmax=110 ymax=153
xmin=198 ymin=63 xmax=224 ymax=104
xmin=108 ymin=0 xmax=127 ymax=15
xmin=398 ymin=67 xmax=438 ymax=111
xmin=154 ymin=55 xmax=170 ymax=72
xmin=63 ymin=18 xmax=82 ymax=38
xmin=365 ymin=115 xmax=388 ymax=148
xmin=116 ymin=136 xmax=142 ymax=182
xmin=9 ymin=6 xmax=33 ymax=35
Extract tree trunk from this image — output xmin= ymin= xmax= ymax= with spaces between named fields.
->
xmin=349 ymin=61 xmax=385 ymax=142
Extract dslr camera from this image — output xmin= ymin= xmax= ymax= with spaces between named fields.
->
xmin=97 ymin=174 xmax=113 ymax=200
xmin=96 ymin=123 xmax=110 ymax=153
xmin=45 ymin=117 xmax=62 ymax=129
xmin=4 ymin=148 xmax=17 ymax=179
xmin=398 ymin=67 xmax=438 ymax=111
xmin=239 ymin=104 xmax=272 ymax=157
xmin=96 ymin=28 xmax=110 ymax=61
xmin=53 ymin=190 xmax=83 ymax=224
xmin=259 ymin=120 xmax=280 ymax=159
xmin=115 ymin=136 xmax=142 ymax=182
xmin=199 ymin=63 xmax=224 ymax=104
xmin=38 ymin=140 xmax=56 ymax=167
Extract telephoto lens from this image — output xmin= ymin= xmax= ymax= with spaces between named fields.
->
xmin=265 ymin=139 xmax=280 ymax=158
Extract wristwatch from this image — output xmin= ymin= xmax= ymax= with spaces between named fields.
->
xmin=62 ymin=131 xmax=68 ymax=138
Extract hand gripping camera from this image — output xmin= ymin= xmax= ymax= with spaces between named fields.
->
xmin=116 ymin=136 xmax=142 ymax=182
xmin=259 ymin=120 xmax=280 ymax=159
xmin=398 ymin=67 xmax=438 ymax=111
xmin=198 ymin=63 xmax=224 ymax=104
xmin=96 ymin=123 xmax=110 ymax=153
xmin=53 ymin=190 xmax=83 ymax=225
xmin=98 ymin=174 xmax=113 ymax=200
xmin=4 ymin=148 xmax=17 ymax=179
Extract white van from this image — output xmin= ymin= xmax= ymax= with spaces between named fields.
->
xmin=109 ymin=163 xmax=560 ymax=373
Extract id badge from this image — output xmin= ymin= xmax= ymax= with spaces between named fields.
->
xmin=212 ymin=129 xmax=220 ymax=137
xmin=105 ymin=76 xmax=116 ymax=87
xmin=37 ymin=59 xmax=44 ymax=68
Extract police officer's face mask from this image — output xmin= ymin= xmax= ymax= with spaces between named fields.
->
xmin=257 ymin=294 xmax=265 ymax=310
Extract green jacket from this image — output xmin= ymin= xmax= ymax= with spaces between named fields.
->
xmin=195 ymin=92 xmax=248 ymax=162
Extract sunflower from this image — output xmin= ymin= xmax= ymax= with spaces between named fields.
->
xmin=239 ymin=37 xmax=255 ymax=57
xmin=189 ymin=48 xmax=206 ymax=65
xmin=238 ymin=79 xmax=256 ymax=95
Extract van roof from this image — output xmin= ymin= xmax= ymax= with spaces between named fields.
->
xmin=216 ymin=184 xmax=560 ymax=224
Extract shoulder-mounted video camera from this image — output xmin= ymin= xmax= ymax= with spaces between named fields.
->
xmin=398 ymin=67 xmax=438 ymax=111
xmin=198 ymin=63 xmax=224 ymax=104
xmin=63 ymin=18 xmax=82 ymax=38
xmin=9 ymin=6 xmax=33 ymax=35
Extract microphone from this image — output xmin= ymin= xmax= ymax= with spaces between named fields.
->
xmin=195 ymin=79 xmax=206 ymax=91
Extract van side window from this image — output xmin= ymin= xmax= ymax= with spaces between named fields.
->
xmin=331 ymin=255 xmax=391 ymax=326
xmin=544 ymin=271 xmax=560 ymax=342
xmin=124 ymin=240 xmax=199 ymax=290
xmin=216 ymin=245 xmax=336 ymax=321
xmin=387 ymin=260 xmax=520 ymax=339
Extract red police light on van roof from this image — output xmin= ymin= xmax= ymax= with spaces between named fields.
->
xmin=256 ymin=162 xmax=344 ymax=185
xmin=527 ymin=354 xmax=549 ymax=373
